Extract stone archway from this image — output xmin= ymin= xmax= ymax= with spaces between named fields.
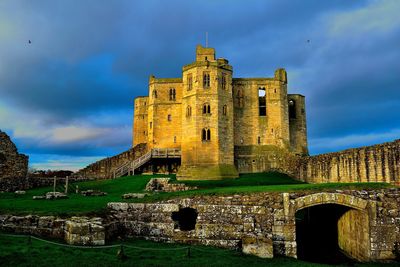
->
xmin=292 ymin=193 xmax=371 ymax=263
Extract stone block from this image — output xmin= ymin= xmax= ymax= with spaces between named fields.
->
xmin=242 ymin=237 xmax=273 ymax=258
xmin=64 ymin=217 xmax=105 ymax=246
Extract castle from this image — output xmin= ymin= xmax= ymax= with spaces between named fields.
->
xmin=133 ymin=45 xmax=308 ymax=180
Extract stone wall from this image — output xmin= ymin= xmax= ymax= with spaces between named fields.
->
xmin=234 ymin=145 xmax=299 ymax=176
xmin=1 ymin=189 xmax=400 ymax=262
xmin=298 ymin=139 xmax=400 ymax=185
xmin=107 ymin=189 xmax=400 ymax=262
xmin=72 ymin=143 xmax=147 ymax=179
xmin=0 ymin=130 xmax=29 ymax=191
xmin=0 ymin=215 xmax=105 ymax=246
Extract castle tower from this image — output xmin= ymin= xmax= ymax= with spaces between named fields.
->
xmin=133 ymin=96 xmax=149 ymax=146
xmin=177 ymin=45 xmax=238 ymax=180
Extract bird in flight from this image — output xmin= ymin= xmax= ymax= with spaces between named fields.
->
xmin=28 ymin=40 xmax=31 ymax=44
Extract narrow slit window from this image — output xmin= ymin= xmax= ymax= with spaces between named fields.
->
xmin=203 ymin=72 xmax=210 ymax=88
xmin=237 ymin=89 xmax=244 ymax=108
xmin=221 ymin=73 xmax=226 ymax=90
xmin=187 ymin=74 xmax=193 ymax=91
xmin=169 ymin=88 xmax=176 ymax=101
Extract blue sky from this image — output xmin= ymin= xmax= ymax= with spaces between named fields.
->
xmin=0 ymin=0 xmax=399 ymax=171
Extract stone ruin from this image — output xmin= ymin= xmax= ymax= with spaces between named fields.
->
xmin=0 ymin=130 xmax=29 ymax=192
xmin=145 ymin=178 xmax=197 ymax=192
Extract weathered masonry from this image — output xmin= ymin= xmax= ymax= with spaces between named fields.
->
xmin=108 ymin=189 xmax=400 ymax=263
xmin=298 ymin=139 xmax=400 ymax=185
xmin=132 ymin=45 xmax=307 ymax=180
xmin=0 ymin=130 xmax=28 ymax=191
xmin=2 ymin=189 xmax=400 ymax=263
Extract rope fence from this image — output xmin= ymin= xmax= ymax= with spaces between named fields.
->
xmin=0 ymin=233 xmax=195 ymax=258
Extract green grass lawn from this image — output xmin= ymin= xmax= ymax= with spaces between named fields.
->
xmin=0 ymin=234 xmax=396 ymax=267
xmin=0 ymin=172 xmax=393 ymax=216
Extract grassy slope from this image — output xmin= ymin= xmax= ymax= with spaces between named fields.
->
xmin=0 ymin=173 xmax=393 ymax=216
xmin=0 ymin=235 xmax=396 ymax=267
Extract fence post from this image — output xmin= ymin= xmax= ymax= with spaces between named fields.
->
xmin=65 ymin=176 xmax=69 ymax=194
xmin=117 ymin=244 xmax=126 ymax=260
xmin=53 ymin=176 xmax=56 ymax=194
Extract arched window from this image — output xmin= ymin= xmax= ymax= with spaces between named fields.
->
xmin=186 ymin=105 xmax=192 ymax=117
xmin=152 ymin=90 xmax=157 ymax=98
xmin=167 ymin=114 xmax=172 ymax=121
xmin=169 ymin=88 xmax=176 ymax=101
xmin=258 ymin=136 xmax=261 ymax=144
xmin=222 ymin=105 xmax=227 ymax=116
xmin=203 ymin=103 xmax=211 ymax=115
xmin=203 ymin=72 xmax=210 ymax=88
xmin=201 ymin=128 xmax=211 ymax=141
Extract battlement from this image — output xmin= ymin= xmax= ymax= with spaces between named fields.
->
xmin=195 ymin=44 xmax=215 ymax=62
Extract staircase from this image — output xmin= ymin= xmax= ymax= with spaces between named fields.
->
xmin=112 ymin=148 xmax=181 ymax=178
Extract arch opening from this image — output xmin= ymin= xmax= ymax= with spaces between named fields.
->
xmin=295 ymin=203 xmax=369 ymax=264
xmin=171 ymin=207 xmax=198 ymax=231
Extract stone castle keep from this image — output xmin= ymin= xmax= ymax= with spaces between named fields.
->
xmin=133 ymin=45 xmax=307 ymax=180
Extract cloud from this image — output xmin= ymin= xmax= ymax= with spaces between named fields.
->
xmin=328 ymin=0 xmax=400 ymax=37
xmin=29 ymin=154 xmax=105 ymax=171
xmin=0 ymin=0 xmax=399 ymax=169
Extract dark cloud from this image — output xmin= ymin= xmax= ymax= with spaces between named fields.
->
xmin=0 ymin=0 xmax=398 ymax=167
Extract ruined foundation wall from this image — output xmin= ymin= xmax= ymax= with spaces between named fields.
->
xmin=72 ymin=143 xmax=147 ymax=179
xmin=298 ymin=139 xmax=400 ymax=185
xmin=107 ymin=189 xmax=400 ymax=261
xmin=0 ymin=131 xmax=29 ymax=191
xmin=0 ymin=215 xmax=105 ymax=246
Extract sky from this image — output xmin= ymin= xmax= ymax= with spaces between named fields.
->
xmin=0 ymin=0 xmax=399 ymax=171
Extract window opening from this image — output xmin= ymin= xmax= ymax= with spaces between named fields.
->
xmin=203 ymin=72 xmax=210 ymax=88
xmin=259 ymin=87 xmax=266 ymax=116
xmin=289 ymin=100 xmax=296 ymax=119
